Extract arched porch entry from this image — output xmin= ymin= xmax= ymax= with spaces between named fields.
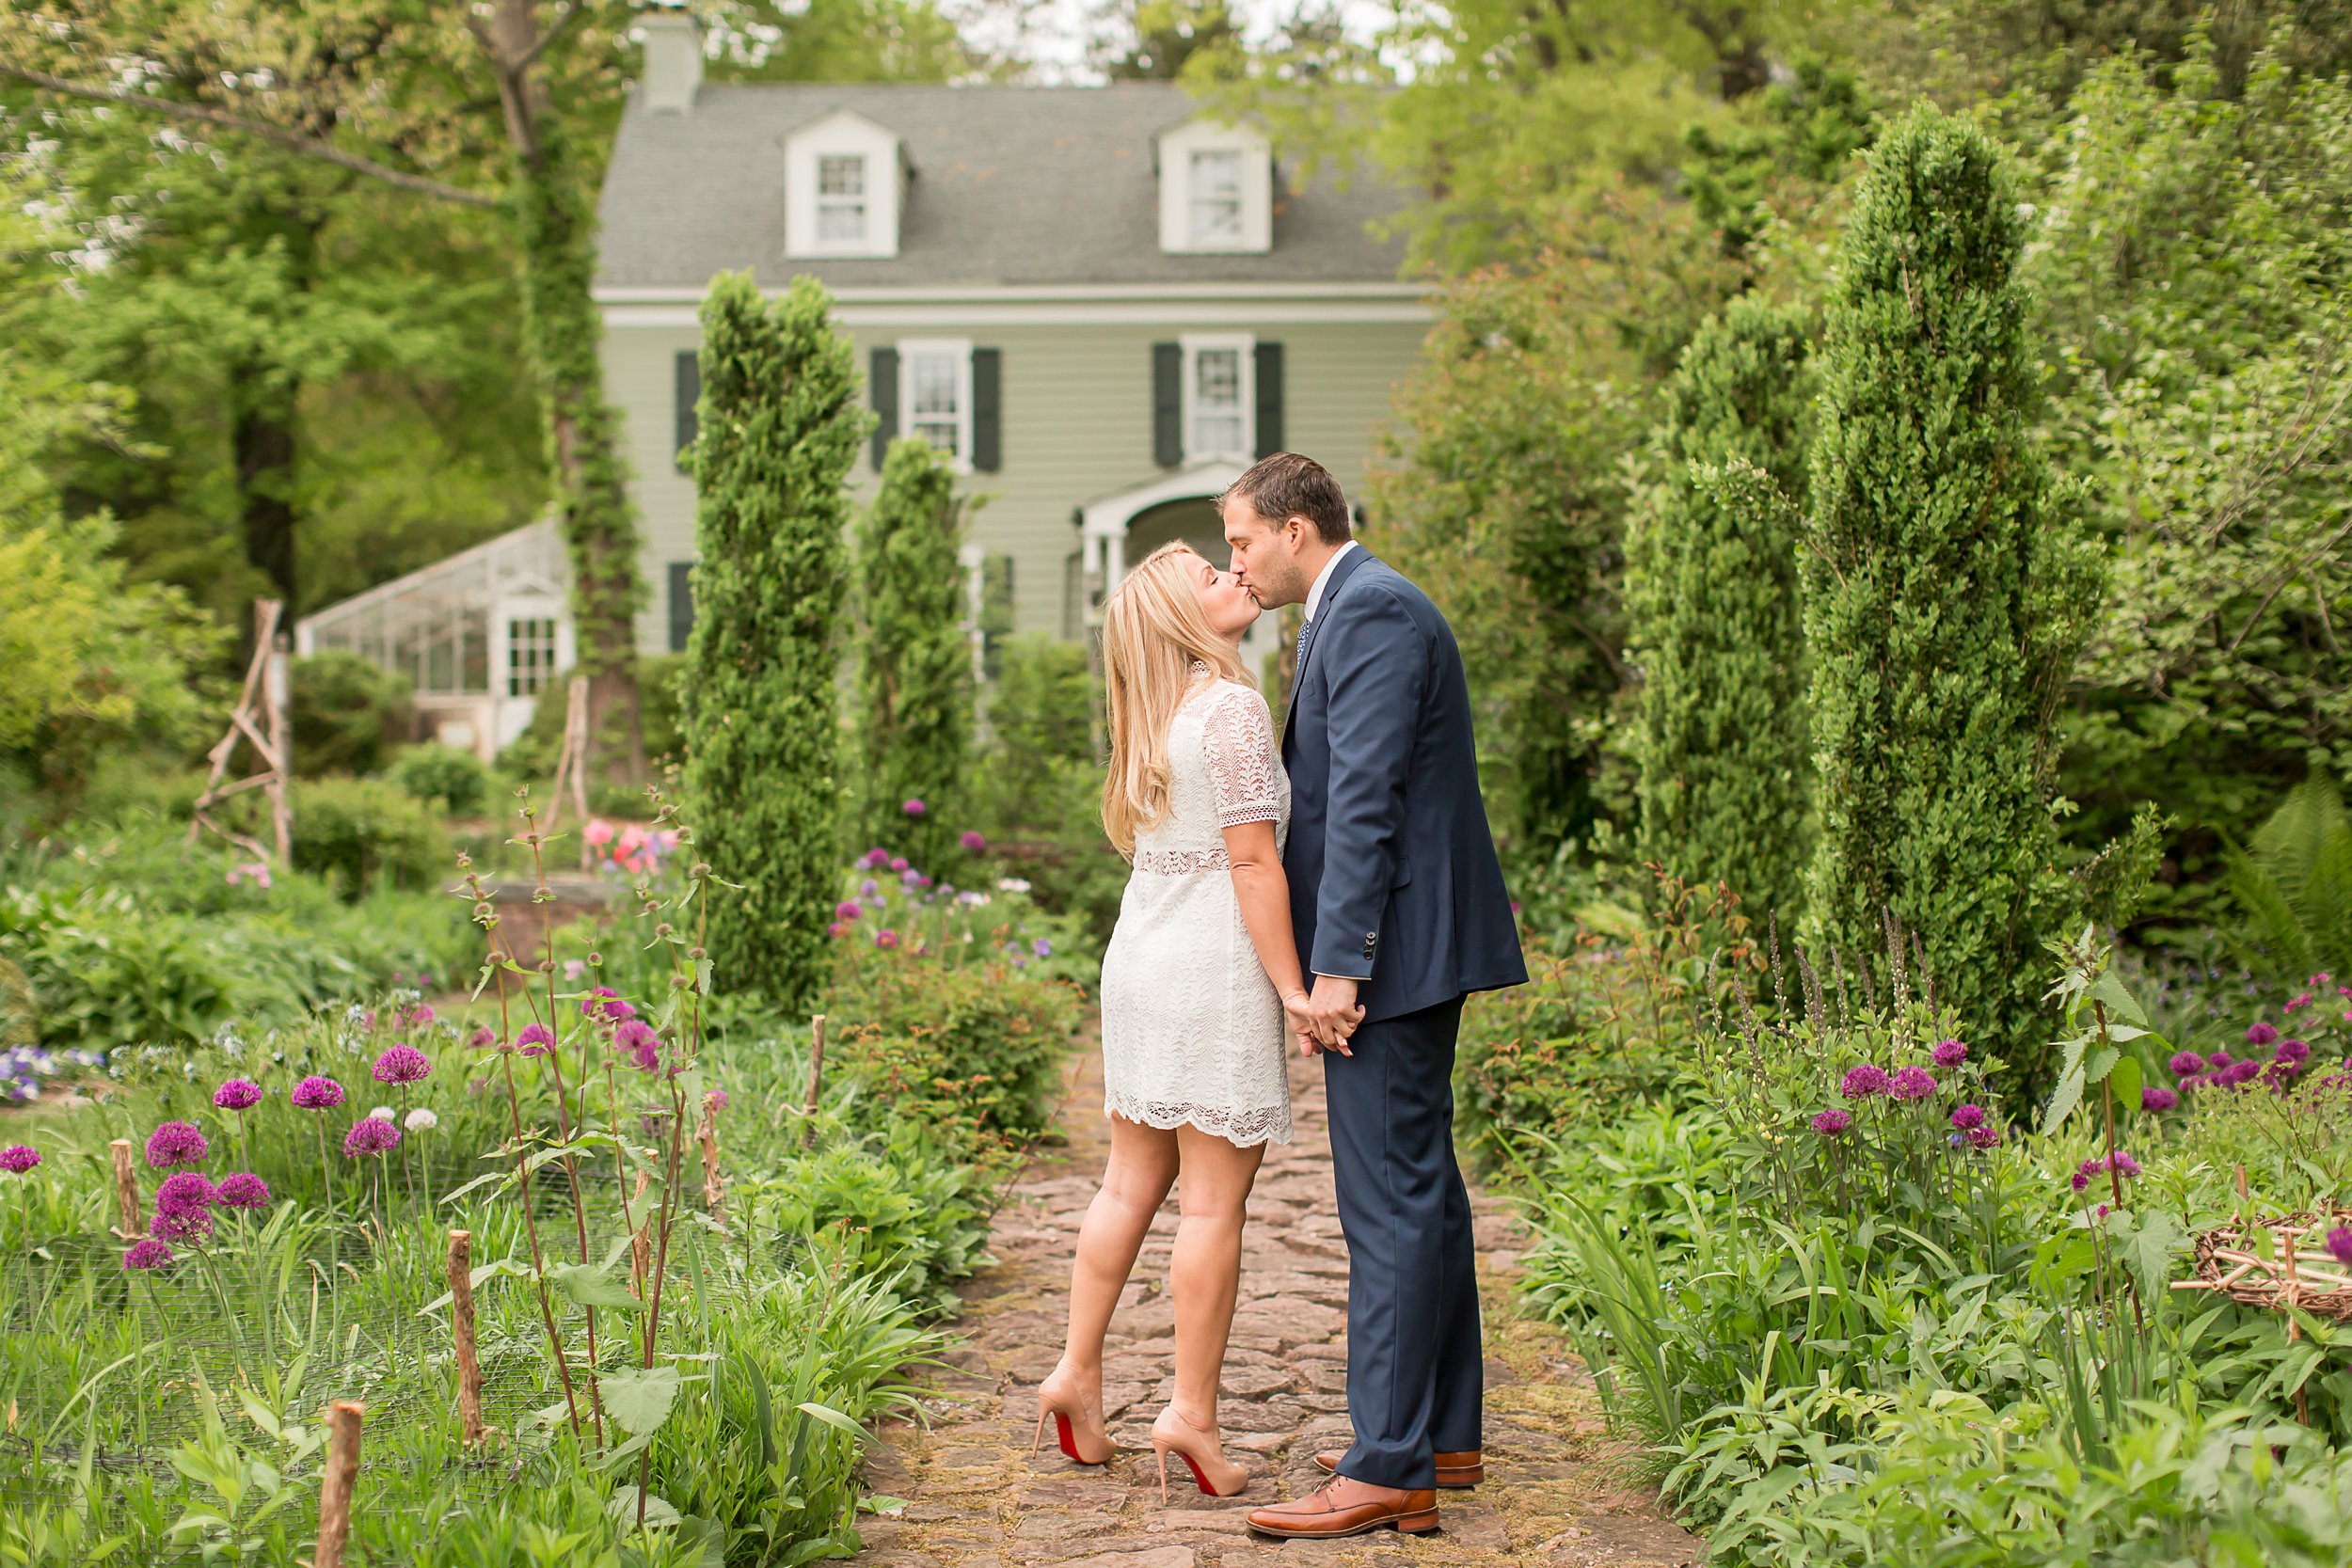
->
xmin=1077 ymin=461 xmax=1283 ymax=678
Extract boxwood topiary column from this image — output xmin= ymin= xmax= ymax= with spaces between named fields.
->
xmin=681 ymin=272 xmax=871 ymax=1008
xmin=1626 ymin=298 xmax=1814 ymax=919
xmin=1800 ymin=106 xmax=2103 ymax=1059
xmin=854 ymin=436 xmax=973 ymax=871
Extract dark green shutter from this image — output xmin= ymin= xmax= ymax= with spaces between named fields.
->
xmin=674 ymin=351 xmax=700 ymax=470
xmin=668 ymin=562 xmax=693 ymax=651
xmin=869 ymin=346 xmax=899 ymax=470
xmin=1253 ymin=341 xmax=1284 ymax=458
xmin=971 ymin=347 xmax=1002 ymax=472
xmin=1152 ymin=341 xmax=1183 ymax=467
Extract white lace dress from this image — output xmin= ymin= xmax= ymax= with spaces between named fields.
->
xmin=1099 ymin=674 xmax=1295 ymax=1148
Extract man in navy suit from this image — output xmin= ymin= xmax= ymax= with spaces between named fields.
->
xmin=1220 ymin=453 xmax=1528 ymax=1541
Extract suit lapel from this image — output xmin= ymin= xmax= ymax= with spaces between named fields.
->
xmin=1283 ymin=548 xmax=1376 ymax=748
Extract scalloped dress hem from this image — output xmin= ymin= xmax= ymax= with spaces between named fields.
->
xmin=1103 ymin=1095 xmax=1295 ymax=1148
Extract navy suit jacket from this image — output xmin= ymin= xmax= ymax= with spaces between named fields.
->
xmin=1280 ymin=549 xmax=1528 ymax=1024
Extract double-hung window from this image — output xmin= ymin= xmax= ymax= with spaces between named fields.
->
xmin=1182 ymin=334 xmax=1253 ymax=461
xmin=1188 ymin=150 xmax=1245 ymax=245
xmin=898 ymin=340 xmax=974 ymax=463
xmin=817 ymin=153 xmax=867 ymax=244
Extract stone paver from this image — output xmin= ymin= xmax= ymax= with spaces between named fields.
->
xmin=850 ymin=1047 xmax=1702 ymax=1567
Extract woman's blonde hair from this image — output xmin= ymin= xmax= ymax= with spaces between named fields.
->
xmin=1100 ymin=544 xmax=1253 ymax=857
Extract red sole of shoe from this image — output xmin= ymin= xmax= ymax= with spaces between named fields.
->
xmin=1177 ymin=1450 xmax=1214 ymax=1496
xmin=1054 ymin=1413 xmax=1084 ymax=1465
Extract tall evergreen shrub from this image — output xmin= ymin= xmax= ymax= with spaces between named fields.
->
xmin=1627 ymin=299 xmax=1814 ymax=916
xmin=855 ymin=436 xmax=973 ymax=869
xmin=1800 ymin=106 xmax=2103 ymax=1064
xmin=680 ymin=273 xmax=871 ymax=1007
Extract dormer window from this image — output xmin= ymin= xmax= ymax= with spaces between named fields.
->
xmin=817 ymin=154 xmax=868 ymax=244
xmin=1158 ymin=119 xmax=1272 ymax=255
xmin=784 ymin=109 xmax=904 ymax=259
xmin=1188 ymin=150 xmax=1245 ymax=244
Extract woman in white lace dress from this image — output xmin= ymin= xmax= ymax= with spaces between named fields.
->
xmin=1034 ymin=543 xmax=1311 ymax=1503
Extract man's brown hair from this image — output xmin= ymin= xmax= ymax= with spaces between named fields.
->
xmin=1225 ymin=452 xmax=1352 ymax=544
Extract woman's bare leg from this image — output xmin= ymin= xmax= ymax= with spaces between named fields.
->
xmin=1057 ymin=1114 xmax=1181 ymax=1397
xmin=1168 ymin=1124 xmax=1266 ymax=1430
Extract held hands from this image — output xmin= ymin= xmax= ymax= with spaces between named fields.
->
xmin=1299 ymin=974 xmax=1366 ymax=1056
xmin=1281 ymin=990 xmax=1321 ymax=1057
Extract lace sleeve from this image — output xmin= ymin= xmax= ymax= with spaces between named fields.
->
xmin=1200 ymin=683 xmax=1283 ymax=830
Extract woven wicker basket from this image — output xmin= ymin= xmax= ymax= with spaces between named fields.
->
xmin=2178 ymin=1209 xmax=2352 ymax=1323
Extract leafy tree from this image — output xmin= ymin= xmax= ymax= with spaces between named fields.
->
xmin=1096 ymin=0 xmax=1237 ymax=80
xmin=2224 ymin=776 xmax=2352 ymax=986
xmin=855 ymin=437 xmax=973 ymax=868
xmin=681 ymin=272 xmax=870 ymax=1008
xmin=707 ymin=0 xmax=978 ymax=82
xmin=1799 ymin=105 xmax=2103 ymax=1068
xmin=1626 ymin=298 xmax=1814 ymax=916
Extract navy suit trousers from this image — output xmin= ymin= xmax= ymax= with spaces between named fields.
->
xmin=1324 ymin=994 xmax=1482 ymax=1490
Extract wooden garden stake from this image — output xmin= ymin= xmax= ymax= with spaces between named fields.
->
xmin=445 ymin=1230 xmax=485 ymax=1446
xmin=698 ymin=1090 xmax=725 ymax=1220
xmin=108 ymin=1139 xmax=142 ymax=1239
xmin=803 ymin=1013 xmax=827 ymax=1150
xmin=188 ymin=597 xmax=292 ymax=865
xmin=314 ymin=1400 xmax=364 ymax=1568
xmin=630 ymin=1169 xmax=654 ymax=1294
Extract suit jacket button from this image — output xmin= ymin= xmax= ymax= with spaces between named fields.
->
xmin=1363 ymin=932 xmax=1376 ymax=957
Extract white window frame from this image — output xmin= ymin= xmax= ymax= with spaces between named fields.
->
xmin=1181 ymin=333 xmax=1255 ymax=463
xmin=815 ymin=152 xmax=868 ymax=245
xmin=1157 ymin=119 xmax=1273 ymax=255
xmin=491 ymin=595 xmax=572 ymax=700
xmin=898 ymin=339 xmax=974 ymax=468
xmin=1187 ymin=149 xmax=1246 ymax=245
xmin=783 ymin=109 xmax=902 ymax=260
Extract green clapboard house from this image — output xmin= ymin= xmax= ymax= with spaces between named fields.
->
xmin=600 ymin=14 xmax=1429 ymax=670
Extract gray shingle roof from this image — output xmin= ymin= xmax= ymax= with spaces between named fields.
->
xmin=595 ymin=81 xmax=1410 ymax=292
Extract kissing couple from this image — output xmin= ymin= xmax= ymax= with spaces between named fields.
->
xmin=1031 ymin=451 xmax=1526 ymax=1538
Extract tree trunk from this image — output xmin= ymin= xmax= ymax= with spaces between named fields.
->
xmin=231 ymin=378 xmax=300 ymax=609
xmin=482 ymin=0 xmax=646 ymax=785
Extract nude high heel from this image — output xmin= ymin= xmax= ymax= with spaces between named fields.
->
xmin=1033 ymin=1368 xmax=1115 ymax=1465
xmin=1151 ymin=1405 xmax=1248 ymax=1501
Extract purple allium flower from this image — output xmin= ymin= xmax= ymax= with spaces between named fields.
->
xmin=1888 ymin=1066 xmax=1939 ymax=1101
xmin=707 ymin=1088 xmax=729 ymax=1112
xmin=2070 ymin=1170 xmax=2091 ymax=1193
xmin=2169 ymin=1052 xmax=2205 ymax=1077
xmin=1964 ymin=1125 xmax=2000 ymax=1150
xmin=516 ymin=1023 xmax=555 ymax=1057
xmin=2278 ymin=1038 xmax=2311 ymax=1064
xmin=903 ymin=798 xmax=927 ymax=817
xmin=961 ymin=831 xmax=987 ymax=852
xmin=889 ymin=856 xmax=909 ymax=874
xmin=2247 ymin=1022 xmax=2280 ymax=1048
xmin=0 ymin=1144 xmax=38 ymax=1174
xmin=151 ymin=1206 xmax=213 ymax=1245
xmin=614 ymin=1020 xmax=660 ymax=1073
xmin=2110 ymin=1152 xmax=2141 ymax=1179
xmin=291 ymin=1075 xmax=345 ymax=1111
xmin=470 ymin=1025 xmax=497 ymax=1049
xmin=342 ymin=1117 xmax=402 ymax=1158
xmin=2141 ymin=1085 xmax=2179 ymax=1112
xmin=123 ymin=1238 xmax=173 ymax=1271
xmin=1932 ymin=1039 xmax=1967 ymax=1069
xmin=404 ymin=1005 xmax=437 ymax=1028
xmin=862 ymin=847 xmax=888 ymax=868
xmin=1839 ymin=1065 xmax=1891 ymax=1100
xmin=154 ymin=1171 xmax=216 ymax=1217
xmin=144 ymin=1121 xmax=208 ymax=1169
xmin=373 ymin=1044 xmax=432 ymax=1085
xmin=213 ymin=1078 xmax=262 ymax=1112
xmin=1949 ymin=1104 xmax=1986 ymax=1132
xmin=2228 ymin=1059 xmax=2263 ymax=1085
xmin=2209 ymin=1052 xmax=2234 ymax=1070
xmin=834 ymin=899 xmax=862 ymax=921
xmin=899 ymin=867 xmax=922 ymax=887
xmin=215 ymin=1173 xmax=270 ymax=1210
xmin=2329 ymin=1227 xmax=2352 ymax=1269
xmin=875 ymin=928 xmax=900 ymax=950
xmin=1809 ymin=1109 xmax=1851 ymax=1136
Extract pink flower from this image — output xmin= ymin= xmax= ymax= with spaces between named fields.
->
xmin=470 ymin=1025 xmax=497 ymax=1049
xmin=1887 ymin=1067 xmax=1939 ymax=1101
xmin=1809 ymin=1109 xmax=1851 ymax=1136
xmin=614 ymin=1021 xmax=660 ymax=1073
xmin=889 ymin=856 xmax=909 ymax=874
xmin=961 ymin=831 xmax=987 ymax=852
xmin=292 ymin=1075 xmax=345 ymax=1111
xmin=903 ymin=799 xmax=927 ymax=816
xmin=2247 ymin=1022 xmax=2280 ymax=1048
xmin=1964 ymin=1125 xmax=2000 ymax=1150
xmin=2328 ymin=1227 xmax=2352 ymax=1269
xmin=516 ymin=1023 xmax=555 ymax=1057
xmin=0 ymin=1145 xmax=39 ymax=1175
xmin=215 ymin=1173 xmax=271 ymax=1210
xmin=123 ymin=1239 xmax=174 ymax=1271
xmin=1931 ymin=1039 xmax=1967 ymax=1069
xmin=342 ymin=1117 xmax=402 ymax=1157
xmin=1948 ymin=1104 xmax=1986 ymax=1131
xmin=155 ymin=1171 xmax=217 ymax=1217
xmin=372 ymin=1045 xmax=432 ymax=1085
xmin=144 ymin=1121 xmax=208 ymax=1169
xmin=584 ymin=819 xmax=616 ymax=847
xmin=875 ymin=928 xmax=900 ymax=950
xmin=212 ymin=1078 xmax=263 ymax=1112
xmin=151 ymin=1206 xmax=214 ymax=1245
xmin=2141 ymin=1086 xmax=2179 ymax=1112
xmin=834 ymin=899 xmax=863 ymax=921
xmin=1839 ymin=1065 xmax=1890 ymax=1100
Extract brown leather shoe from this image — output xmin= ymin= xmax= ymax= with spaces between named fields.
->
xmin=1313 ymin=1448 xmax=1485 ymax=1488
xmin=1246 ymin=1476 xmax=1439 ymax=1539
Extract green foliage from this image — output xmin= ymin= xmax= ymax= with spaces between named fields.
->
xmin=1800 ymin=105 xmax=2103 ymax=1076
xmin=1680 ymin=53 xmax=1876 ymax=257
xmin=289 ymin=776 xmax=450 ymax=896
xmin=387 ymin=743 xmax=496 ymax=816
xmin=737 ymin=1135 xmax=986 ymax=1317
xmin=290 ymin=652 xmax=414 ymax=779
xmin=966 ymin=635 xmax=1125 ymax=941
xmin=2224 ymin=776 xmax=2352 ymax=985
xmin=1627 ymin=299 xmax=1815 ymax=914
xmin=855 ymin=437 xmax=973 ymax=867
xmin=830 ymin=952 xmax=1083 ymax=1153
xmin=681 ymin=273 xmax=870 ymax=1008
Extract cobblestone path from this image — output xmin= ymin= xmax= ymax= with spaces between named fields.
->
xmin=850 ymin=1047 xmax=1703 ymax=1568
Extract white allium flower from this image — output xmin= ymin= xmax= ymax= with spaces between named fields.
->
xmin=404 ymin=1107 xmax=439 ymax=1132
xmin=368 ymin=1104 xmax=396 ymax=1122
xmin=996 ymin=878 xmax=1031 ymax=895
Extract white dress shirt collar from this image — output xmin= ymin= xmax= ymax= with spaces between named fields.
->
xmin=1303 ymin=539 xmax=1361 ymax=624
